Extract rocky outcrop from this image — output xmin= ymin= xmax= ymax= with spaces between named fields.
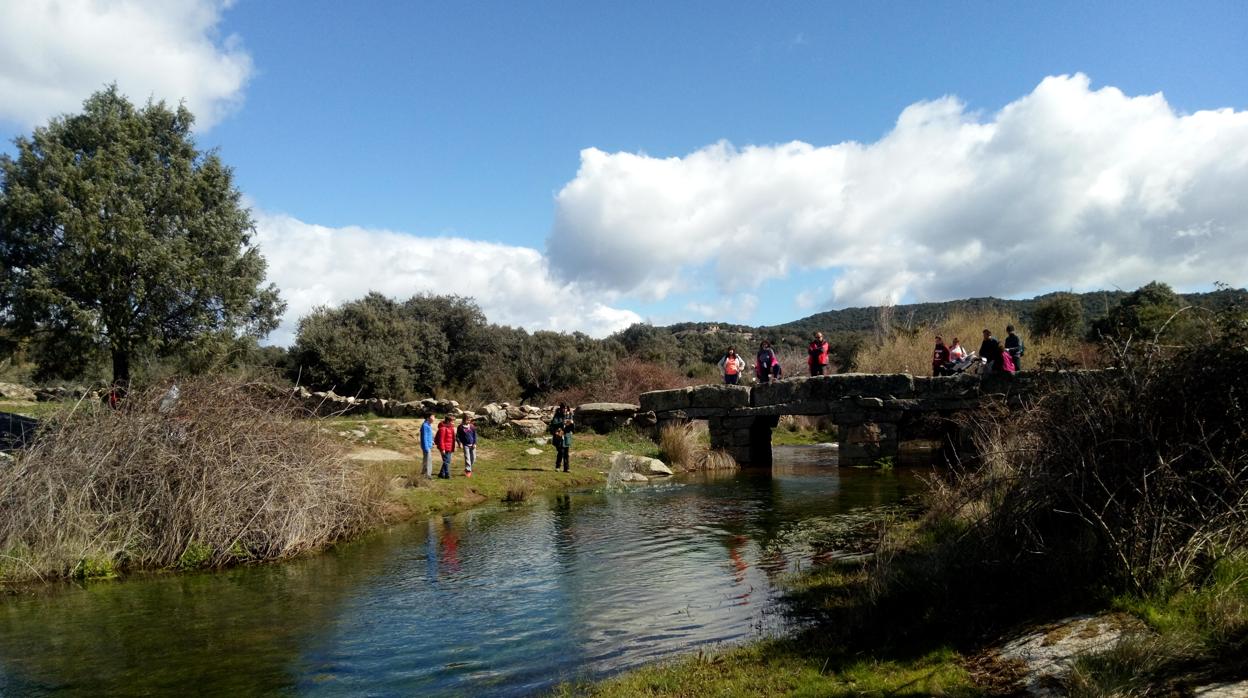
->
xmin=0 ymin=383 xmax=37 ymax=401
xmin=610 ymin=453 xmax=673 ymax=478
xmin=995 ymin=614 xmax=1144 ymax=697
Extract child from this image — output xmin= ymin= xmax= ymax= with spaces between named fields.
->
xmin=456 ymin=416 xmax=477 ymax=477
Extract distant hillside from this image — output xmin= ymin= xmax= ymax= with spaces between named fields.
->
xmin=662 ymin=287 xmax=1247 ymax=340
xmin=764 ymin=288 xmax=1246 ymax=338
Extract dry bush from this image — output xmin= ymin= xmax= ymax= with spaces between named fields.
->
xmin=550 ymin=357 xmax=698 ymax=405
xmin=695 ymin=449 xmax=739 ymax=472
xmin=0 ymin=377 xmax=384 ymax=582
xmin=658 ymin=423 xmax=701 ymax=468
xmin=929 ymin=332 xmax=1248 ymax=594
xmin=852 ymin=308 xmax=1097 ymax=374
xmin=503 ymin=478 xmax=534 ymax=503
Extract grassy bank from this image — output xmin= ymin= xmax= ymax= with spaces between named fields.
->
xmin=322 ymin=415 xmax=654 ymax=520
xmin=0 ymin=388 xmax=661 ymax=585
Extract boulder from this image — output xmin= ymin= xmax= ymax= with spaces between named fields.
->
xmin=481 ymin=403 xmax=508 ymax=425
xmin=510 ymin=419 xmax=548 ymax=437
xmin=611 ymin=453 xmax=672 ymax=477
xmin=576 ymin=402 xmax=639 ymax=434
xmin=620 ymin=472 xmax=649 ymax=483
xmin=524 ymin=447 xmax=544 ymax=456
xmin=533 ymin=437 xmax=548 ymax=446
xmin=505 ymin=405 xmax=526 ymax=420
xmin=0 ymin=384 xmax=36 ymax=402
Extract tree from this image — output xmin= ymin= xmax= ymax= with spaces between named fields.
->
xmin=1089 ymin=281 xmax=1206 ymax=345
xmin=402 ymin=294 xmax=494 ymax=387
xmin=1032 ymin=293 xmax=1084 ymax=338
xmin=0 ymin=86 xmax=283 ymax=384
xmin=290 ymin=293 xmax=447 ymax=399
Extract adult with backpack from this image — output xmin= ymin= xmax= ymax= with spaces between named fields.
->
xmin=1004 ymin=325 xmax=1025 ymax=371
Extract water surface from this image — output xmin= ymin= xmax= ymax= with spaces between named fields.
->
xmin=0 ymin=446 xmax=925 ymax=696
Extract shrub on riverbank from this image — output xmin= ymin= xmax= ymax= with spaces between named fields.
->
xmin=0 ymin=378 xmax=384 ymax=582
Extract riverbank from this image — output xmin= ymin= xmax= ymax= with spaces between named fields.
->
xmin=0 ymin=389 xmax=661 ymax=586
xmin=321 ymin=414 xmax=655 ymax=520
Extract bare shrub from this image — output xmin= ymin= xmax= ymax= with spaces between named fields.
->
xmin=932 ymin=332 xmax=1248 ymax=594
xmin=0 ymin=377 xmax=384 ymax=582
xmin=503 ymin=478 xmax=534 ymax=503
xmin=695 ymin=449 xmax=740 ymax=471
xmin=658 ymin=423 xmax=701 ymax=468
xmin=853 ymin=308 xmax=1097 ymax=374
xmin=550 ymin=357 xmax=698 ymax=406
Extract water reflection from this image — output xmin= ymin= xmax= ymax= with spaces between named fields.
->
xmin=0 ymin=446 xmax=927 ymax=697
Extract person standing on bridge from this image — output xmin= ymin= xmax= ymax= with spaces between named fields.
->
xmin=979 ymin=329 xmax=1004 ymax=375
xmin=754 ymin=341 xmax=779 ymax=384
xmin=719 ymin=347 xmax=746 ymax=385
xmin=1004 ymin=325 xmax=1025 ymax=371
xmin=932 ymin=335 xmax=951 ymax=376
xmin=808 ymin=332 xmax=830 ymax=376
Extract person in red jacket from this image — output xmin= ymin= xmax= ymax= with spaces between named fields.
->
xmin=808 ymin=332 xmax=830 ymax=376
xmin=436 ymin=415 xmax=457 ymax=479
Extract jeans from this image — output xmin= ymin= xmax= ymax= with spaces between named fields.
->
xmin=462 ymin=445 xmax=475 ymax=472
xmin=554 ymin=446 xmax=569 ymax=472
xmin=422 ymin=450 xmax=433 ymax=478
xmin=724 ymin=374 xmax=739 ymax=385
xmin=439 ymin=451 xmax=452 ymax=478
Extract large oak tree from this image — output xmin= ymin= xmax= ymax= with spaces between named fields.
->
xmin=0 ymin=86 xmax=283 ymax=383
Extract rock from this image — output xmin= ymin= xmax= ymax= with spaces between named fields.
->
xmin=0 ymin=384 xmax=36 ymax=402
xmin=510 ymin=419 xmax=548 ymax=437
xmin=576 ymin=402 xmax=639 ymax=434
xmin=524 ymin=447 xmax=544 ymax=456
xmin=645 ymin=460 xmax=673 ymax=476
xmin=349 ymin=429 xmax=367 ymax=439
xmin=533 ymin=437 xmax=548 ymax=446
xmin=996 ymin=614 xmax=1142 ymax=697
xmin=1195 ymin=680 xmax=1248 ymax=697
xmin=621 ymin=472 xmax=649 ymax=482
xmin=481 ymin=403 xmax=508 ymax=426
xmin=505 ymin=405 xmax=526 ymax=420
xmin=639 ymin=387 xmax=692 ymax=414
xmin=687 ymin=384 xmax=751 ymax=409
xmin=347 ymin=447 xmax=408 ymax=461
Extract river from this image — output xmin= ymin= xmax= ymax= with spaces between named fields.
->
xmin=0 ymin=446 xmax=926 ymax=696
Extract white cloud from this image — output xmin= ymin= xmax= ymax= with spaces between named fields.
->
xmin=547 ymin=74 xmax=1248 ymax=309
xmin=0 ymin=0 xmax=251 ymax=129
xmin=251 ymin=211 xmax=642 ymax=346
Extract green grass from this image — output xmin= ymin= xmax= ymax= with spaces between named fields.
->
xmin=770 ymin=428 xmax=837 ymax=446
xmin=0 ymin=399 xmax=74 ymax=420
xmin=1062 ymin=554 xmax=1248 ymax=695
xmin=558 ymin=638 xmax=975 ymax=697
xmin=323 ymin=416 xmax=660 ymax=520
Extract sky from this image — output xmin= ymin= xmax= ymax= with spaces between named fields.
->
xmin=1 ymin=1 xmax=1247 ymax=345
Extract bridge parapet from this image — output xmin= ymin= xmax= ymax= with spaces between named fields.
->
xmin=640 ymin=371 xmax=1055 ymax=467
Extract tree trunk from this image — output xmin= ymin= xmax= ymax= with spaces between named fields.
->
xmin=112 ymin=350 xmax=131 ymax=385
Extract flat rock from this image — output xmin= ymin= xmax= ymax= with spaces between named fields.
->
xmin=0 ymin=383 xmax=36 ymax=401
xmin=524 ymin=447 xmax=544 ymax=456
xmin=996 ymin=614 xmax=1143 ymax=696
xmin=347 ymin=448 xmax=408 ymax=461
xmin=1195 ymin=680 xmax=1248 ymax=697
xmin=576 ymin=402 xmax=639 ymax=415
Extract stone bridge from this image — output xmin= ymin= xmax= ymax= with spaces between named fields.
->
xmin=639 ymin=372 xmax=1048 ymax=467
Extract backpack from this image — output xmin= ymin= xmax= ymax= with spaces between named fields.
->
xmin=1001 ymin=349 xmax=1016 ymax=373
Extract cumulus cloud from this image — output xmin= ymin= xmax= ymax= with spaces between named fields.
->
xmin=0 ymin=0 xmax=251 ymax=129
xmin=251 ymin=211 xmax=642 ymax=346
xmin=547 ymin=74 xmax=1248 ymax=309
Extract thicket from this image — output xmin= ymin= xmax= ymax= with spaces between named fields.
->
xmin=0 ymin=378 xmax=384 ymax=583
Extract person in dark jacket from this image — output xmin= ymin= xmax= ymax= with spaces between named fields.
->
xmin=932 ymin=335 xmax=951 ymax=376
xmin=554 ymin=424 xmax=573 ymax=472
xmin=807 ymin=332 xmax=830 ymax=376
xmin=755 ymin=341 xmax=778 ymax=384
xmin=456 ymin=416 xmax=477 ymax=477
xmin=1004 ymin=325 xmax=1025 ymax=371
xmin=979 ymin=329 xmax=1003 ymax=374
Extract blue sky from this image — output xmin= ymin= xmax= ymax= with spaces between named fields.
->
xmin=2 ymin=1 xmax=1247 ymax=343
